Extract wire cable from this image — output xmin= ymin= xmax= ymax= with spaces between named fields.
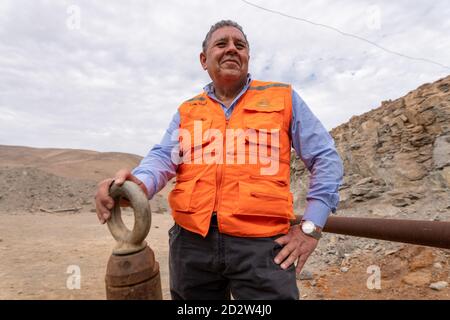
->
xmin=241 ymin=0 xmax=450 ymax=70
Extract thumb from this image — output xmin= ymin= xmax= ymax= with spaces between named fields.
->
xmin=274 ymin=234 xmax=290 ymax=246
xmin=114 ymin=170 xmax=130 ymax=186
xmin=114 ymin=177 xmax=125 ymax=185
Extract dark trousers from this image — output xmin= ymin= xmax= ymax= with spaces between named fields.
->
xmin=169 ymin=215 xmax=299 ymax=300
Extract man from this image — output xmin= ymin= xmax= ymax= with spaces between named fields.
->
xmin=95 ymin=20 xmax=343 ymax=300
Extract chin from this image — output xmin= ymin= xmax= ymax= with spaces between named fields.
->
xmin=220 ymin=70 xmax=245 ymax=79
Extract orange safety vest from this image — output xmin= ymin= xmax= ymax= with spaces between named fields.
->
xmin=168 ymin=80 xmax=295 ymax=237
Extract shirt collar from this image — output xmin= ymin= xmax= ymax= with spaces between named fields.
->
xmin=203 ymin=73 xmax=252 ymax=96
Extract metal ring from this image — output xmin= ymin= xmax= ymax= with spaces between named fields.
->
xmin=107 ymin=181 xmax=151 ymax=255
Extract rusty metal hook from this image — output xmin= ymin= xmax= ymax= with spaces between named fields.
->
xmin=107 ymin=181 xmax=151 ymax=255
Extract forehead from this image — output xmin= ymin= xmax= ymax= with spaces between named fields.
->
xmin=209 ymin=26 xmax=246 ymax=42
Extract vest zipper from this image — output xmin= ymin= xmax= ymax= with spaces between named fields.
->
xmin=213 ymin=119 xmax=229 ymax=212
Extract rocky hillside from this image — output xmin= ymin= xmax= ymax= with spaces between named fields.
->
xmin=292 ymin=75 xmax=450 ymax=220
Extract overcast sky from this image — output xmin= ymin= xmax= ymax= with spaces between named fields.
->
xmin=1 ymin=0 xmax=449 ymax=156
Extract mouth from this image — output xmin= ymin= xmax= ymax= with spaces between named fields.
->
xmin=221 ymin=59 xmax=240 ymax=66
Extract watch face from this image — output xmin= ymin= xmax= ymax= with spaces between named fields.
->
xmin=302 ymin=221 xmax=315 ymax=234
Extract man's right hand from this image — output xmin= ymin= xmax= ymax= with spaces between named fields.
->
xmin=94 ymin=169 xmax=148 ymax=224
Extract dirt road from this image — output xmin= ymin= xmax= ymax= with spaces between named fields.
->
xmin=0 ymin=210 xmax=173 ymax=300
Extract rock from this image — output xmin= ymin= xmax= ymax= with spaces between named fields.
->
xmin=409 ymin=248 xmax=435 ymax=270
xmin=418 ymin=110 xmax=436 ymax=126
xmin=433 ymin=134 xmax=450 ymax=169
xmin=410 ymin=133 xmax=433 ymax=147
xmin=364 ymin=191 xmax=381 ymax=199
xmin=384 ymin=249 xmax=399 ymax=256
xmin=433 ymin=262 xmax=443 ymax=269
xmin=410 ymin=125 xmax=424 ymax=134
xmin=440 ymin=167 xmax=450 ymax=188
xmin=392 ymin=198 xmax=410 ymax=207
xmin=297 ymin=270 xmax=314 ymax=281
xmin=374 ymin=245 xmax=384 ymax=253
xmin=393 ymin=153 xmax=427 ymax=181
xmin=416 ymin=154 xmax=432 ymax=163
xmin=351 ymin=186 xmax=371 ymax=196
xmin=340 ymin=267 xmax=349 ymax=273
xmin=386 ymin=190 xmax=403 ymax=197
xmin=438 ymin=83 xmax=449 ymax=92
xmin=406 ymin=192 xmax=424 ymax=200
xmin=355 ymin=177 xmax=373 ymax=186
xmin=429 ymin=281 xmax=448 ymax=291
xmin=402 ymin=271 xmax=431 ymax=286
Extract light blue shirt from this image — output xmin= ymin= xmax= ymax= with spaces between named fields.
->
xmin=132 ymin=75 xmax=343 ymax=228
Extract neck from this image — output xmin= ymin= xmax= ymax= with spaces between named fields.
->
xmin=213 ymin=76 xmax=247 ymax=102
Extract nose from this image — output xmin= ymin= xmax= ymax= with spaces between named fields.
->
xmin=224 ymin=42 xmax=238 ymax=54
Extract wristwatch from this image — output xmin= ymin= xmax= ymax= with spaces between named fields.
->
xmin=300 ymin=220 xmax=322 ymax=240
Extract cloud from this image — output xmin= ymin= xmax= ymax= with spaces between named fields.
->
xmin=0 ymin=0 xmax=449 ymax=156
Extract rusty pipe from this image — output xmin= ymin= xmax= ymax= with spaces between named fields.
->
xmin=293 ymin=215 xmax=450 ymax=249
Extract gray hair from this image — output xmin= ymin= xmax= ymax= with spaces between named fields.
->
xmin=202 ymin=20 xmax=249 ymax=53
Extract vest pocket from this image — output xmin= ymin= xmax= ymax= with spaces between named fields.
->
xmin=236 ymin=179 xmax=292 ymax=219
xmin=168 ymin=175 xmax=200 ymax=212
xmin=243 ymin=96 xmax=285 ymax=130
xmin=179 ymin=116 xmax=213 ymax=162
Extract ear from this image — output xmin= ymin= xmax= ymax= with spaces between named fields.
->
xmin=200 ymin=52 xmax=207 ymax=70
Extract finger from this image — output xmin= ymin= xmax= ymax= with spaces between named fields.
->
xmin=95 ymin=179 xmax=114 ymax=223
xmin=274 ymin=243 xmax=297 ymax=265
xmin=95 ymin=199 xmax=110 ymax=224
xmin=114 ymin=169 xmax=132 ymax=185
xmin=95 ymin=198 xmax=112 ymax=223
xmin=295 ymin=254 xmax=309 ymax=274
xmin=280 ymin=251 xmax=300 ymax=270
xmin=274 ymin=234 xmax=290 ymax=246
xmin=95 ymin=203 xmax=104 ymax=224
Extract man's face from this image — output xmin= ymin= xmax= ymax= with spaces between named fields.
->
xmin=200 ymin=26 xmax=249 ymax=84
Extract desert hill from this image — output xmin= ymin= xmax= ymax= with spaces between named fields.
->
xmin=0 ymin=145 xmax=169 ymax=214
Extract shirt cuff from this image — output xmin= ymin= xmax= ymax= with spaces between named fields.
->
xmin=132 ymin=173 xmax=156 ymax=200
xmin=302 ymin=199 xmax=331 ymax=228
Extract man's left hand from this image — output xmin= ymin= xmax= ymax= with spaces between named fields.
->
xmin=273 ymin=225 xmax=319 ymax=274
